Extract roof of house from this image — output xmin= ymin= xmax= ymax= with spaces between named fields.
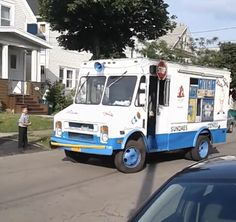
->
xmin=26 ymin=0 xmax=39 ymax=15
xmin=159 ymin=24 xmax=188 ymax=49
xmin=0 ymin=27 xmax=51 ymax=49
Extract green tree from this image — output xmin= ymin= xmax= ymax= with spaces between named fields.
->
xmin=140 ymin=40 xmax=193 ymax=62
xmin=191 ymin=49 xmax=222 ymax=67
xmin=45 ymin=81 xmax=74 ymax=112
xmin=219 ymin=43 xmax=236 ymax=88
xmin=39 ymin=0 xmax=176 ymax=59
xmin=190 ymin=40 xmax=236 ymax=88
xmin=192 ymin=37 xmax=219 ymax=50
xmin=141 ymin=37 xmax=236 ymax=88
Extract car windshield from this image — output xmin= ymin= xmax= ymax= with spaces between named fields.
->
xmin=75 ymin=76 xmax=106 ymax=104
xmin=102 ymin=76 xmax=137 ymax=106
xmin=137 ymin=182 xmax=236 ymax=222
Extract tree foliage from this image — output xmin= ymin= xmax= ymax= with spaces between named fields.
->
xmin=140 ymin=37 xmax=236 ymax=88
xmin=192 ymin=40 xmax=236 ymax=88
xmin=39 ymin=0 xmax=175 ymax=59
xmin=191 ymin=37 xmax=219 ymax=50
xmin=219 ymin=43 xmax=236 ymax=88
xmin=140 ymin=40 xmax=193 ymax=62
xmin=46 ymin=81 xmax=74 ymax=112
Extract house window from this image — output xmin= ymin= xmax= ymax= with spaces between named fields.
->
xmin=40 ymin=65 xmax=45 ymax=82
xmin=10 ymin=54 xmax=17 ymax=69
xmin=39 ymin=24 xmax=46 ymax=33
xmin=0 ymin=5 xmax=10 ymax=26
xmin=66 ymin=70 xmax=73 ymax=88
xmin=59 ymin=68 xmax=64 ymax=83
xmin=41 ymin=65 xmax=45 ymax=75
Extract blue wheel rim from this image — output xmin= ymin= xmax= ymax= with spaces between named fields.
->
xmin=122 ymin=147 xmax=141 ymax=168
xmin=199 ymin=140 xmax=209 ymax=158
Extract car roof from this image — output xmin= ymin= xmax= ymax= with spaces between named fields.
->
xmin=128 ymin=156 xmax=236 ymax=222
xmin=172 ymin=156 xmax=236 ymax=181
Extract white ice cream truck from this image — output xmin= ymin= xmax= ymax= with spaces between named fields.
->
xmin=50 ymin=58 xmax=231 ymax=173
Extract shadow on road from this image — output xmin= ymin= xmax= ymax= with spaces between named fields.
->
xmin=210 ymin=146 xmax=220 ymax=155
xmin=0 ymin=135 xmax=45 ymax=156
xmin=62 ymin=155 xmax=116 ymax=169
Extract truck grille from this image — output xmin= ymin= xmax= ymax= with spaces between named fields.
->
xmin=68 ymin=122 xmax=94 ymax=131
xmin=68 ymin=132 xmax=93 ymax=141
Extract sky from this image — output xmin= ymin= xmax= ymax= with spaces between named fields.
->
xmin=165 ymin=0 xmax=236 ymax=44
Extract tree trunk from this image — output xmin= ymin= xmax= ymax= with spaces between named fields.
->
xmin=93 ymin=37 xmax=100 ymax=60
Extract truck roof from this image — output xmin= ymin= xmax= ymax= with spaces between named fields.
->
xmin=79 ymin=58 xmax=230 ymax=78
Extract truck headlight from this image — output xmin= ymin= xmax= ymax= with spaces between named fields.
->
xmin=55 ymin=121 xmax=62 ymax=137
xmin=100 ymin=125 xmax=109 ymax=143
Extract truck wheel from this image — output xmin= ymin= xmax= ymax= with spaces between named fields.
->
xmin=191 ymin=135 xmax=211 ymax=161
xmin=114 ymin=139 xmax=146 ymax=173
xmin=227 ymin=123 xmax=234 ymax=133
xmin=65 ymin=150 xmax=89 ymax=163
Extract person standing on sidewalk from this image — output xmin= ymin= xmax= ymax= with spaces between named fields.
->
xmin=18 ymin=107 xmax=31 ymax=150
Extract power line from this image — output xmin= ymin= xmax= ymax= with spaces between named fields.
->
xmin=191 ymin=26 xmax=236 ymax=34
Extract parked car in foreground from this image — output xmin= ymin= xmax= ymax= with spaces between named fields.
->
xmin=129 ymin=156 xmax=236 ymax=222
xmin=227 ymin=110 xmax=236 ymax=133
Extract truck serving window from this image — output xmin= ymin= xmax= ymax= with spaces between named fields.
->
xmin=75 ymin=76 xmax=106 ymax=104
xmin=188 ymin=78 xmax=215 ymax=122
xmin=102 ymin=76 xmax=137 ymax=107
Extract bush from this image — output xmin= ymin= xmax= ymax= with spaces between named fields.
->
xmin=0 ymin=101 xmax=6 ymax=112
xmin=46 ymin=81 xmax=74 ymax=113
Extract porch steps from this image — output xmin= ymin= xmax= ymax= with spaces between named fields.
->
xmin=0 ymin=80 xmax=8 ymax=109
xmin=15 ymin=95 xmax=48 ymax=115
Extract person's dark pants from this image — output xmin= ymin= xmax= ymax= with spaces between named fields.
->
xmin=18 ymin=126 xmax=28 ymax=149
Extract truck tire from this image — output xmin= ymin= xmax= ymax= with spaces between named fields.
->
xmin=65 ymin=150 xmax=89 ymax=163
xmin=114 ymin=139 xmax=146 ymax=173
xmin=191 ymin=135 xmax=211 ymax=161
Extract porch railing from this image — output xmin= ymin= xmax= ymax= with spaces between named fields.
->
xmin=8 ymin=80 xmax=31 ymax=95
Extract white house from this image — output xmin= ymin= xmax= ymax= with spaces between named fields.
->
xmin=125 ymin=23 xmax=193 ymax=59
xmin=0 ymin=0 xmax=51 ymax=113
xmin=26 ymin=0 xmax=92 ymax=92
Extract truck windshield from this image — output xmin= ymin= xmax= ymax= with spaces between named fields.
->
xmin=102 ymin=76 xmax=137 ymax=106
xmin=75 ymin=76 xmax=106 ymax=104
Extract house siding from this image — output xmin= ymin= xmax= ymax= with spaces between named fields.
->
xmin=47 ymin=47 xmax=91 ymax=82
xmin=13 ymin=0 xmax=36 ymax=31
xmin=39 ymin=23 xmax=91 ymax=88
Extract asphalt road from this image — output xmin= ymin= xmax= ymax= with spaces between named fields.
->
xmin=0 ymin=133 xmax=235 ymax=222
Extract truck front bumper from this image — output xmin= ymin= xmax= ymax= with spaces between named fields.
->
xmin=50 ymin=136 xmax=118 ymax=156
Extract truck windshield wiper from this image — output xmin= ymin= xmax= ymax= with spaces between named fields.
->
xmin=107 ymin=71 xmax=128 ymax=88
xmin=77 ymin=72 xmax=90 ymax=95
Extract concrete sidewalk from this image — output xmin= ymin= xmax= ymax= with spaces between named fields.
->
xmin=0 ymin=132 xmax=17 ymax=138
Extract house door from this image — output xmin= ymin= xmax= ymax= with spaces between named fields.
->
xmin=8 ymin=49 xmax=23 ymax=81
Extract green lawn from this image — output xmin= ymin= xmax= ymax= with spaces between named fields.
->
xmin=0 ymin=113 xmax=53 ymax=133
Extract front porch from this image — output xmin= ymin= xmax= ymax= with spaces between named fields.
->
xmin=0 ymin=79 xmax=48 ymax=114
xmin=0 ymin=27 xmax=51 ymax=114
